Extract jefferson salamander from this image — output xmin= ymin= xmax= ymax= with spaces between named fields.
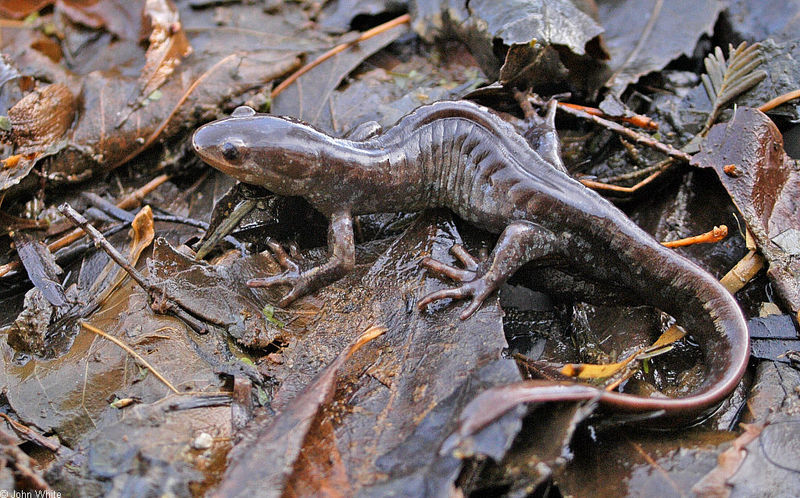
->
xmin=192 ymin=100 xmax=749 ymax=422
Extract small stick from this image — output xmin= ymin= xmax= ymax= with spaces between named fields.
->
xmin=0 ymin=413 xmax=61 ymax=452
xmin=550 ymin=98 xmax=693 ymax=163
xmin=758 ymin=89 xmax=800 ymax=113
xmin=662 ymin=225 xmax=728 ymax=248
xmin=596 ymin=159 xmax=671 ymax=183
xmin=271 ymin=13 xmax=411 ymax=98
xmin=721 ymin=250 xmax=765 ymax=294
xmin=559 ymin=102 xmax=658 ymax=130
xmin=57 ymin=203 xmax=209 ymax=334
xmin=58 ymin=203 xmax=153 ymax=292
xmin=579 ymin=166 xmax=667 ymax=194
xmin=81 ymin=322 xmax=180 ymax=394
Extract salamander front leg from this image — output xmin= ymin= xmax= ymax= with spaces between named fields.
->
xmin=418 ymin=221 xmax=562 ymax=319
xmin=248 ymin=210 xmax=355 ymax=307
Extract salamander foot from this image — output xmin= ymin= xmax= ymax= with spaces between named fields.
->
xmin=247 ymin=240 xmax=308 ymax=306
xmin=418 ymin=245 xmax=499 ymax=320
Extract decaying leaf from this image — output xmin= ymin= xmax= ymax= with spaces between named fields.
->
xmin=412 ymin=0 xmax=607 ymax=85
xmin=4 ymin=83 xmax=76 ymax=151
xmin=147 ymin=238 xmax=286 ymax=348
xmin=272 ymin=17 xmax=409 ymax=131
xmin=692 ymin=423 xmax=764 ymax=497
xmin=217 ymin=212 xmax=512 ymax=495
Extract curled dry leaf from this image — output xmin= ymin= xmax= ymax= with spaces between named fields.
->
xmin=133 ymin=0 xmax=193 ymax=108
xmin=5 ymin=83 xmax=77 ymax=151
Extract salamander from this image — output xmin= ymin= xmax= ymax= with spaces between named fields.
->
xmin=192 ymin=100 xmax=749 ymax=423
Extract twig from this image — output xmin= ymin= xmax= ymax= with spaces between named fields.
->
xmin=596 ymin=159 xmax=670 ymax=183
xmin=662 ymin=225 xmax=728 ymax=248
xmin=80 ymin=322 xmax=180 ymax=394
xmin=549 ymin=98 xmax=693 ymax=163
xmin=721 ymin=250 xmax=765 ymax=294
xmin=58 ymin=203 xmax=210 ymax=333
xmin=0 ymin=413 xmax=61 ymax=452
xmin=579 ymin=165 xmax=669 ymax=194
xmin=271 ymin=13 xmax=411 ymax=98
xmin=758 ymin=89 xmax=800 ymax=113
xmin=559 ymin=102 xmax=658 ymax=130
xmin=58 ymin=204 xmax=153 ymax=292
xmin=0 ymin=174 xmax=168 ymax=278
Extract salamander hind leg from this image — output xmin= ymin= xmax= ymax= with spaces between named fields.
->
xmin=418 ymin=221 xmax=563 ymax=320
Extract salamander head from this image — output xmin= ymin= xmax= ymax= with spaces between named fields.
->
xmin=192 ymin=106 xmax=322 ymax=196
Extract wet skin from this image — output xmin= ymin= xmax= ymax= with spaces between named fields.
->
xmin=193 ymin=101 xmax=749 ymax=424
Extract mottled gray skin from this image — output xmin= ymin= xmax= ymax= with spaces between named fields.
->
xmin=193 ymin=101 xmax=749 ymax=422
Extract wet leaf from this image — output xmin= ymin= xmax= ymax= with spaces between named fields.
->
xmin=723 ymin=0 xmax=800 ymax=45
xmin=272 ymin=20 xmax=409 ymax=131
xmin=219 ymin=212 xmax=511 ymax=495
xmin=319 ymin=0 xmax=408 ymax=33
xmin=147 ymin=238 xmax=286 ymax=348
xmin=0 ymin=0 xmax=51 ymax=19
xmin=412 ymin=0 xmax=607 ymax=85
xmin=470 ymin=399 xmax=597 ymax=496
xmin=560 ymin=428 xmax=738 ymax=497
xmin=56 ymin=0 xmax=144 ymax=40
xmin=735 ymin=38 xmax=800 ymax=120
xmin=748 ymin=315 xmax=800 ymax=362
xmin=599 ymin=0 xmax=724 ymax=95
xmin=1 ymin=6 xmax=307 ymax=194
xmin=4 ymin=83 xmax=76 ymax=152
xmin=214 ymin=325 xmax=386 ymax=497
xmin=0 ymin=290 xmax=224 ymax=442
xmin=741 ymin=360 xmax=800 ymax=425
xmin=48 ymin=393 xmax=233 ymax=496
xmin=471 ymin=0 xmax=603 ymax=55
xmin=364 ymin=360 xmax=525 ymax=496
xmin=691 ymin=107 xmax=800 ymax=318
xmin=11 ymin=231 xmax=66 ymax=308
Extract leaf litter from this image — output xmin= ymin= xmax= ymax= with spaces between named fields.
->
xmin=0 ymin=0 xmax=799 ymax=495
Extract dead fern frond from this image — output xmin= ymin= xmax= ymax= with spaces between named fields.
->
xmin=699 ymin=42 xmax=767 ymax=136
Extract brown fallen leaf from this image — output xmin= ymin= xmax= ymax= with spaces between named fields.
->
xmin=4 ymin=82 xmax=77 ymax=151
xmin=56 ymin=0 xmax=143 ymax=40
xmin=692 ymin=423 xmax=764 ymax=497
xmin=212 ymin=325 xmax=386 ymax=498
xmin=691 ymin=107 xmax=800 ymax=319
xmin=122 ymin=0 xmax=193 ymax=121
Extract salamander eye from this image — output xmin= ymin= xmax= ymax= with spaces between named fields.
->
xmin=221 ymin=142 xmax=240 ymax=161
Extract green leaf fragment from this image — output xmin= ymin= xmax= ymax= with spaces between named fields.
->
xmin=262 ymin=304 xmax=285 ymax=328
